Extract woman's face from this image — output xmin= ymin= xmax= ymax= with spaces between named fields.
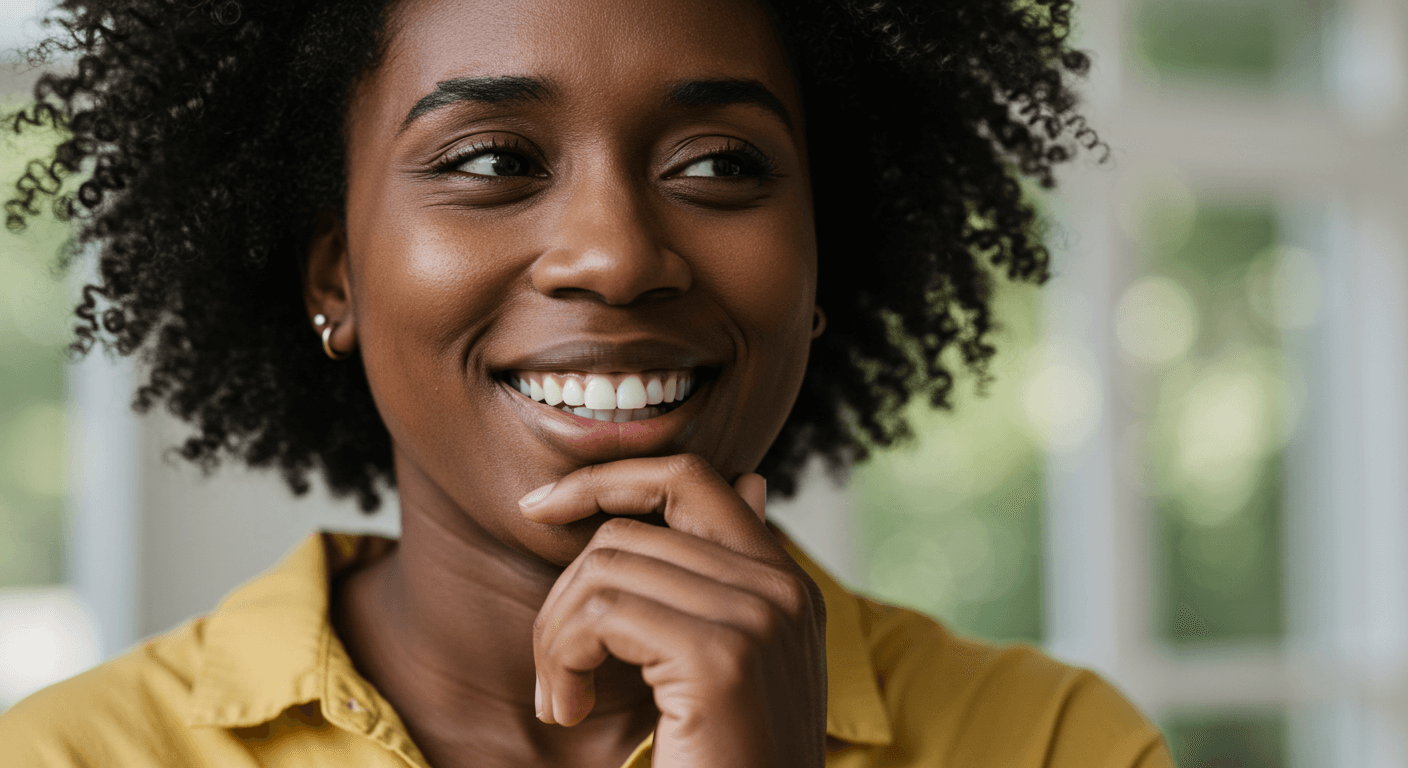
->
xmin=334 ymin=0 xmax=816 ymax=564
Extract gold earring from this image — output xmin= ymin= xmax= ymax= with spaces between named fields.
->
xmin=810 ymin=306 xmax=827 ymax=340
xmin=313 ymin=313 xmax=350 ymax=360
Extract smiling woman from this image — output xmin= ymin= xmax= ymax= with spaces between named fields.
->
xmin=0 ymin=1 xmax=1168 ymax=767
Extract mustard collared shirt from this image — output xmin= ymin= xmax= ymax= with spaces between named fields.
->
xmin=0 ymin=532 xmax=1174 ymax=767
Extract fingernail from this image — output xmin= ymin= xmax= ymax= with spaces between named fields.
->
xmin=520 ymin=482 xmax=556 ymax=508
xmin=534 ymin=676 xmax=543 ymax=718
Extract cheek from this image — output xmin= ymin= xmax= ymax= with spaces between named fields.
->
xmin=694 ymin=206 xmax=817 ymax=368
xmin=672 ymin=198 xmax=817 ymax=465
xmin=344 ymin=194 xmax=528 ymax=441
xmin=351 ymin=198 xmax=522 ymax=351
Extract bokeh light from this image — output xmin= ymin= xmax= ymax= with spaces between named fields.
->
xmin=0 ymin=588 xmax=100 ymax=708
xmin=1117 ymin=276 xmax=1201 ymax=365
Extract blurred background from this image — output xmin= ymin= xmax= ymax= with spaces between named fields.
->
xmin=2 ymin=0 xmax=1406 ymax=765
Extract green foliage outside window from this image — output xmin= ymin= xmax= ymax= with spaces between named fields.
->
xmin=1165 ymin=710 xmax=1286 ymax=768
xmin=1136 ymin=1 xmax=1279 ymax=79
xmin=1131 ymin=0 xmax=1333 ymax=90
xmin=857 ymin=282 xmax=1046 ymax=643
xmin=1131 ymin=202 xmax=1290 ymax=645
xmin=0 ymin=103 xmax=71 ymax=587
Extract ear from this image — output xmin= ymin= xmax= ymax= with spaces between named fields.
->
xmin=304 ymin=210 xmax=356 ymax=352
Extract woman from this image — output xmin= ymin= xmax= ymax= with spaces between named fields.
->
xmin=1 ymin=0 xmax=1167 ymax=766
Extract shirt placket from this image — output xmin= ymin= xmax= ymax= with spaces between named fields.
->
xmin=319 ymin=626 xmax=432 ymax=768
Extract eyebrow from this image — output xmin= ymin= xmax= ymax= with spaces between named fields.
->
xmin=401 ymin=75 xmax=551 ymax=130
xmin=399 ymin=75 xmax=793 ymax=132
xmin=667 ymin=78 xmax=792 ymax=129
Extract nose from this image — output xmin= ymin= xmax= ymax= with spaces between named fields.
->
xmin=531 ymin=178 xmax=691 ymax=306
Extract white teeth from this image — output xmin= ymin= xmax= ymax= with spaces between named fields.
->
xmin=509 ymin=370 xmax=699 ymax=415
xmin=562 ymin=379 xmax=586 ymax=407
xmin=551 ymin=405 xmax=666 ymax=423
xmin=584 ymin=376 xmax=616 ymax=410
xmin=543 ymin=376 xmax=563 ymax=406
xmin=616 ymin=375 xmax=648 ymax=409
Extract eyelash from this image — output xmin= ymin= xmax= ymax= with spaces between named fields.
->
xmin=430 ymin=136 xmax=537 ymax=177
xmin=686 ymin=140 xmax=779 ymax=179
xmin=427 ymin=136 xmax=779 ymax=179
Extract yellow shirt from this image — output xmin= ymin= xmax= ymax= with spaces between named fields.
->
xmin=0 ymin=532 xmax=1174 ymax=767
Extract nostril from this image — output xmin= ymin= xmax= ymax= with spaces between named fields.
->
xmin=548 ymin=286 xmax=683 ymax=307
xmin=631 ymin=286 xmax=686 ymax=304
xmin=530 ymin=232 xmax=692 ymax=306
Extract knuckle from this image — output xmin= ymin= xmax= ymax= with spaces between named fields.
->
xmin=665 ymin=452 xmax=712 ymax=480
xmin=700 ymin=624 xmax=758 ymax=686
xmin=758 ymin=570 xmax=826 ymax=640
xmin=578 ymin=546 xmax=622 ymax=577
xmin=739 ymin=592 xmax=783 ymax=643
xmin=594 ymin=516 xmax=638 ymax=543
xmin=583 ymin=588 xmax=622 ymax=619
xmin=773 ymin=572 xmax=814 ymax=619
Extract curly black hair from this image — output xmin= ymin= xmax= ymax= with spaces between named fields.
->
xmin=6 ymin=0 xmax=1102 ymax=510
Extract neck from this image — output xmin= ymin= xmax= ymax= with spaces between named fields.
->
xmin=332 ymin=457 xmax=655 ymax=766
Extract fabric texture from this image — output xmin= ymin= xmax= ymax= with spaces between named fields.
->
xmin=0 ymin=531 xmax=1174 ymax=767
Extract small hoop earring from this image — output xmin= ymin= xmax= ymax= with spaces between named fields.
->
xmin=314 ymin=313 xmax=351 ymax=361
xmin=810 ymin=306 xmax=827 ymax=340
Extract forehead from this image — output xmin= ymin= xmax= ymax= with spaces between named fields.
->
xmin=362 ymin=0 xmax=795 ymax=126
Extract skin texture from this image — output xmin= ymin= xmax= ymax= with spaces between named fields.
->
xmin=304 ymin=0 xmax=827 ymax=766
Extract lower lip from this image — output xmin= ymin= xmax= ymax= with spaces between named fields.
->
xmin=499 ymin=378 xmax=710 ymax=461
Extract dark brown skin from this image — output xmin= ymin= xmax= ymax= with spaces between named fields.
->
xmin=304 ymin=0 xmax=827 ymax=766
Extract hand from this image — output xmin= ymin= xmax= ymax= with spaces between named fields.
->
xmin=519 ymin=454 xmax=828 ymax=768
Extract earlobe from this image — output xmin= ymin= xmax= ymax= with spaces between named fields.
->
xmin=314 ymin=314 xmax=353 ymax=361
xmin=304 ymin=211 xmax=357 ymax=358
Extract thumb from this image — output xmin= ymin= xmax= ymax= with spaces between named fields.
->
xmin=732 ymin=473 xmax=767 ymax=522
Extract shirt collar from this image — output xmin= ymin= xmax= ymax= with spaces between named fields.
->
xmin=187 ymin=533 xmax=396 ymax=729
xmin=778 ymin=531 xmax=895 ymax=746
xmin=187 ymin=530 xmax=893 ymax=747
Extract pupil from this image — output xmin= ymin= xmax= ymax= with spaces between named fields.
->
xmin=712 ymin=157 xmax=742 ymax=176
xmin=491 ymin=154 xmax=525 ymax=176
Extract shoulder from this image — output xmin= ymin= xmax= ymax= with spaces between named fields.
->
xmin=0 ymin=618 xmax=210 ymax=767
xmin=854 ymin=597 xmax=1172 ymax=768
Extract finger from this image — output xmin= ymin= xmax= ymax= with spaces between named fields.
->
xmin=538 ymin=588 xmax=746 ymax=727
xmin=535 ymin=552 xmax=778 ymax=726
xmin=540 ymin=520 xmax=805 ymax=633
xmin=537 ymin=548 xmax=779 ymax=656
xmin=733 ymin=472 xmax=766 ymax=521
xmin=519 ymin=455 xmax=779 ymax=562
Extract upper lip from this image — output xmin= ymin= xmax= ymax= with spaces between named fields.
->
xmin=491 ymin=337 xmax=725 ymax=374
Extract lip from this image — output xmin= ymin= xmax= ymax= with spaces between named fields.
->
xmin=489 ymin=336 xmax=728 ymax=462
xmin=497 ymin=365 xmax=718 ymax=464
xmin=491 ymin=337 xmax=724 ymax=375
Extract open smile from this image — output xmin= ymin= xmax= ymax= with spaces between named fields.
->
xmin=501 ymin=368 xmax=711 ymax=423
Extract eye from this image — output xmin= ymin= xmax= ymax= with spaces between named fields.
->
xmin=455 ymin=150 xmax=535 ymax=177
xmin=672 ymin=141 xmax=777 ymax=181
xmin=679 ymin=155 xmax=749 ymax=178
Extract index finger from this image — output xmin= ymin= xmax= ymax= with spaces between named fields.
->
xmin=518 ymin=454 xmax=777 ymax=561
